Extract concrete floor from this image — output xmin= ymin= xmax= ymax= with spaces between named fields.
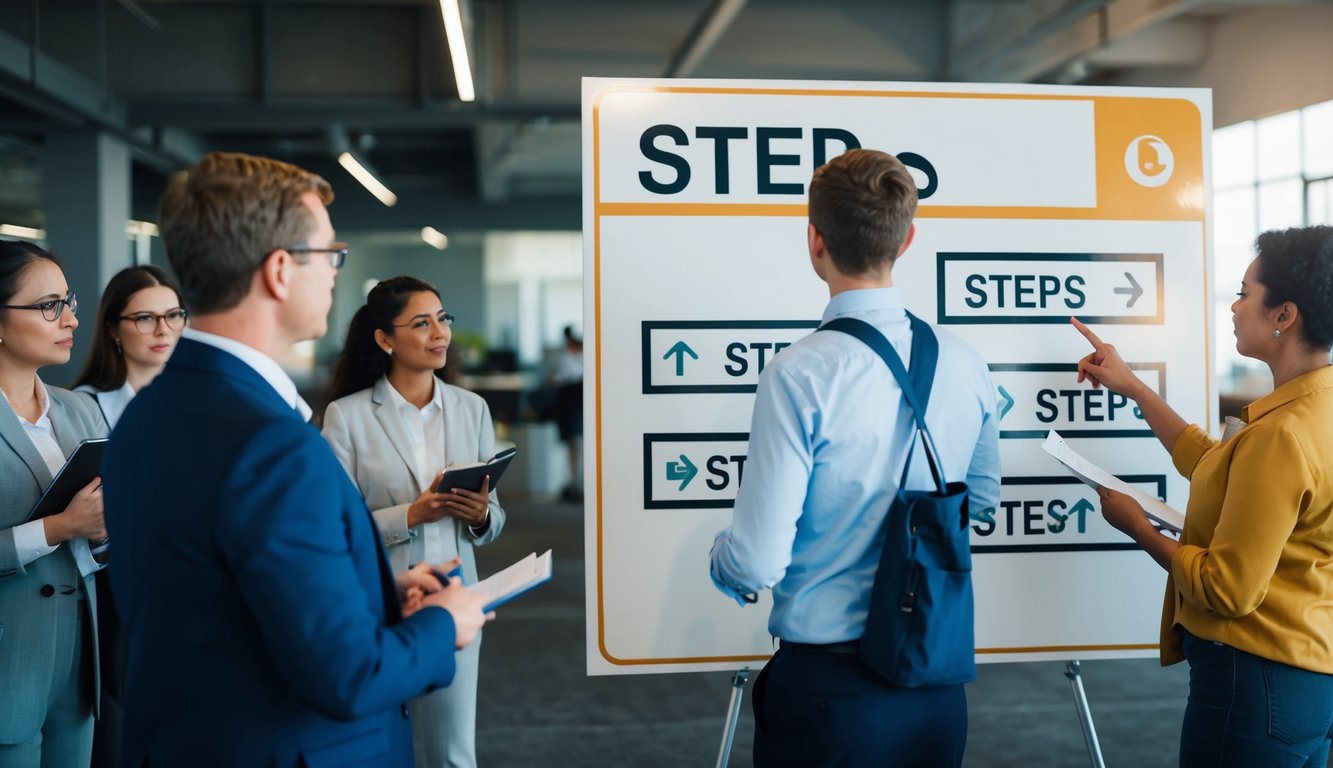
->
xmin=470 ymin=498 xmax=1234 ymax=767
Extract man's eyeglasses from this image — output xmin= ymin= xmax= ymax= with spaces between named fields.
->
xmin=2 ymin=290 xmax=77 ymax=322
xmin=392 ymin=311 xmax=455 ymax=330
xmin=285 ymin=243 xmax=348 ymax=270
xmin=119 ymin=308 xmax=189 ymax=334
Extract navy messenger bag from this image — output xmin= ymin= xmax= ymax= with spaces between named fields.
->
xmin=819 ymin=313 xmax=976 ymax=687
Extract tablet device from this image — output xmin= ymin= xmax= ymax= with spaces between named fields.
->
xmin=434 ymin=447 xmax=517 ymax=494
xmin=27 ymin=438 xmax=109 ymax=522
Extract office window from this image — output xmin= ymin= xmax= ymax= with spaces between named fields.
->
xmin=1310 ymin=179 xmax=1332 ymax=225
xmin=1212 ymin=98 xmax=1333 ymax=400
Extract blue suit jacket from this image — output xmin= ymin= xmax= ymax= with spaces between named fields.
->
xmin=104 ymin=338 xmax=457 ymax=767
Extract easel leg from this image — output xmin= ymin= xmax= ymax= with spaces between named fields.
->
xmin=1064 ymin=660 xmax=1107 ymax=768
xmin=715 ymin=668 xmax=750 ymax=768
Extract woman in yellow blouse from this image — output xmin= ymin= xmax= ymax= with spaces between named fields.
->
xmin=1073 ymin=225 xmax=1333 ymax=767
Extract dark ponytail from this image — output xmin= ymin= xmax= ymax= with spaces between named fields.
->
xmin=322 ymin=275 xmax=440 ymax=414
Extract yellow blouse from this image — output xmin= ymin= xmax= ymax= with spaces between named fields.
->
xmin=1162 ymin=365 xmax=1333 ymax=671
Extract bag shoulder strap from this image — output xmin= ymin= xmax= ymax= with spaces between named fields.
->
xmin=819 ymin=313 xmax=935 ymax=425
xmin=818 ymin=312 xmax=948 ymax=490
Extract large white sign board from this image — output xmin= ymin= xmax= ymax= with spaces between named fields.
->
xmin=583 ymin=78 xmax=1213 ymax=675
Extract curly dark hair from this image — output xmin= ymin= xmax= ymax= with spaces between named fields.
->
xmin=321 ymin=275 xmax=441 ymax=414
xmin=1254 ymin=225 xmax=1333 ymax=351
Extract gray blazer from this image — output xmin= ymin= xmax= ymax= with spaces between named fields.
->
xmin=0 ymin=384 xmax=107 ymax=743
xmin=322 ymin=377 xmax=505 ymax=583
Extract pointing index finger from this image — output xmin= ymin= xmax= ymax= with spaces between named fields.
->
xmin=1070 ymin=317 xmax=1103 ymax=347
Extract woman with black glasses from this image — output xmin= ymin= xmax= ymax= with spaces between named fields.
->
xmin=0 ymin=241 xmax=108 ymax=768
xmin=321 ymin=276 xmax=506 ymax=768
xmin=71 ymin=264 xmax=186 ymax=768
xmin=74 ymin=265 xmax=188 ymax=428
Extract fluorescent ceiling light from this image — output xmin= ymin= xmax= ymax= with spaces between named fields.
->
xmin=439 ymin=0 xmax=476 ymax=102
xmin=0 ymin=224 xmax=47 ymax=239
xmin=338 ymin=151 xmax=398 ymax=207
xmin=421 ymin=226 xmax=449 ymax=250
xmin=126 ymin=220 xmax=159 ymax=237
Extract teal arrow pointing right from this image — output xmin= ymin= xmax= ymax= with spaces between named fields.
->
xmin=666 ymin=454 xmax=699 ymax=490
xmin=996 ymin=385 xmax=1015 ymax=420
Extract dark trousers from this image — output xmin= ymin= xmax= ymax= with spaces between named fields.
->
xmin=752 ymin=644 xmax=966 ymax=768
xmin=1180 ymin=629 xmax=1333 ymax=768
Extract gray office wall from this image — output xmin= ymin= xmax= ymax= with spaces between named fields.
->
xmin=321 ymin=235 xmax=486 ymax=367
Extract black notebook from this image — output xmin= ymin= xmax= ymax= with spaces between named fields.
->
xmin=434 ymin=447 xmax=517 ymax=494
xmin=27 ymin=438 xmax=109 ymax=522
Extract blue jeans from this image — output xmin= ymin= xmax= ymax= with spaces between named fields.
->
xmin=1180 ymin=629 xmax=1333 ymax=767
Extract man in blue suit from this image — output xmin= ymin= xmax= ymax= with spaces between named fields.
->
xmin=103 ymin=152 xmax=489 ymax=767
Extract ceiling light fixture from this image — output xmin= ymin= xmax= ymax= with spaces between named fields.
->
xmin=338 ymin=151 xmax=398 ymax=207
xmin=0 ymin=224 xmax=47 ymax=240
xmin=126 ymin=220 xmax=159 ymax=237
xmin=421 ymin=226 xmax=450 ymax=250
xmin=439 ymin=0 xmax=476 ymax=102
xmin=328 ymin=124 xmax=399 ymax=207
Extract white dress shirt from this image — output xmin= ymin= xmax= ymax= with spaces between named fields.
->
xmin=8 ymin=378 xmax=102 ymax=574
xmin=75 ymin=380 xmax=135 ymax=429
xmin=383 ymin=377 xmax=459 ymax=564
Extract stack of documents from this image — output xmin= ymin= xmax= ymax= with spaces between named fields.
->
xmin=1042 ymin=431 xmax=1185 ymax=532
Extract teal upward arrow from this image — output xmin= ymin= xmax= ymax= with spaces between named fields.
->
xmin=663 ymin=341 xmax=699 ymax=376
xmin=996 ymin=385 xmax=1015 ymax=420
xmin=1070 ymin=497 xmax=1096 ymax=534
xmin=666 ymin=454 xmax=698 ymax=490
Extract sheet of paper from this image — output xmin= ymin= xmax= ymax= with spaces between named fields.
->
xmin=1041 ymin=431 xmax=1185 ymax=532
xmin=472 ymin=549 xmax=553 ymax=612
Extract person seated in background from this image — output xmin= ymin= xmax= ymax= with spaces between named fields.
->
xmin=0 ymin=240 xmax=108 ymax=768
xmin=322 ymin=275 xmax=506 ymax=768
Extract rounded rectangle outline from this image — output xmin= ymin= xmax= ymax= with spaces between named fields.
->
xmin=971 ymin=474 xmax=1167 ymax=553
xmin=642 ymin=431 xmax=749 ymax=509
xmin=587 ymin=83 xmax=1210 ymax=666
xmin=935 ymin=252 xmax=1165 ymax=325
xmin=641 ymin=320 xmax=820 ymax=394
xmin=989 ymin=362 xmax=1166 ymax=439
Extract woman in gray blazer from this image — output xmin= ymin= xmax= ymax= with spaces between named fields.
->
xmin=322 ymin=276 xmax=506 ymax=768
xmin=0 ymin=241 xmax=109 ymax=768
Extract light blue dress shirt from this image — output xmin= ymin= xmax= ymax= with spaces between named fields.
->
xmin=709 ymin=287 xmax=1001 ymax=644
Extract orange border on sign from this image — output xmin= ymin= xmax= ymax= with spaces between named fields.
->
xmin=592 ymin=83 xmax=1212 ymax=666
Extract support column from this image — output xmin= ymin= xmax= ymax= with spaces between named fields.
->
xmin=42 ymin=130 xmax=132 ymax=388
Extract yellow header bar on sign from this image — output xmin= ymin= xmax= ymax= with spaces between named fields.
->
xmin=592 ymin=86 xmax=1206 ymax=222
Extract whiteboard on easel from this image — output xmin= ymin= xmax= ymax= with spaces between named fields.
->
xmin=582 ymin=77 xmax=1214 ymax=675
